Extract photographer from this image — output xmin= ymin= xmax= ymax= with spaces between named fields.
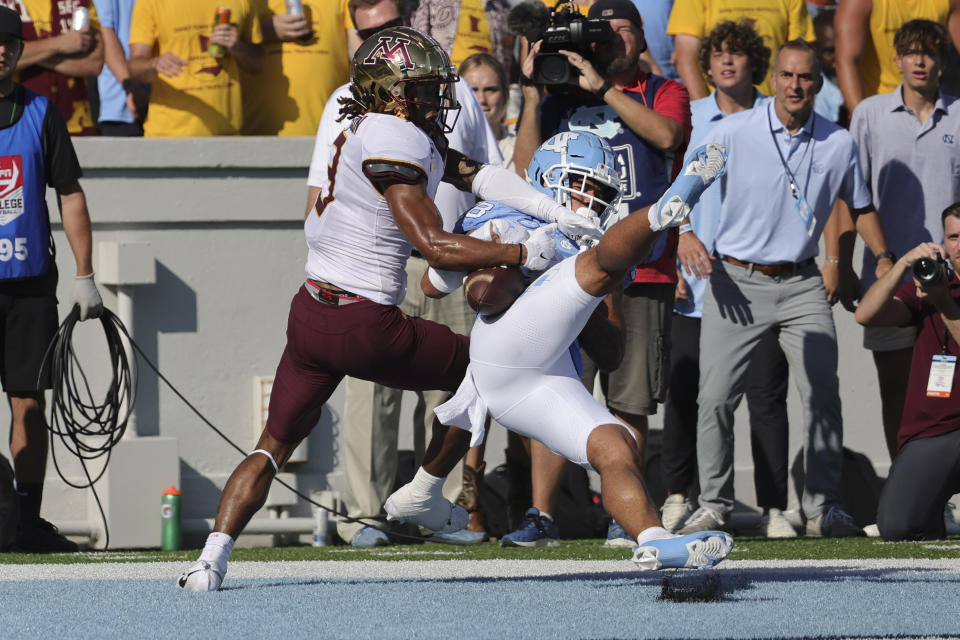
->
xmin=855 ymin=202 xmax=960 ymax=541
xmin=512 ymin=0 xmax=690 ymax=546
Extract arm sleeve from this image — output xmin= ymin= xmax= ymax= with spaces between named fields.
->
xmin=666 ymin=0 xmax=705 ymax=37
xmin=840 ymin=138 xmax=873 ymax=211
xmin=652 ymin=79 xmax=692 ymax=177
xmin=360 ymin=119 xmax=432 ymax=186
xmin=427 ymin=267 xmax=467 ymax=294
xmin=894 ymin=280 xmax=923 ymax=324
xmin=848 ymin=104 xmax=872 ymax=194
xmin=128 ymin=0 xmax=156 ymax=48
xmin=42 ymin=102 xmax=82 ymax=188
xmin=96 ymin=0 xmax=116 ymax=30
xmin=470 ymin=164 xmax=566 ymax=223
xmin=788 ymin=0 xmax=816 ymax=42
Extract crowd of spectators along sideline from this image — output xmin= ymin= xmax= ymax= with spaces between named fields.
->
xmin=3 ymin=0 xmax=960 ymax=553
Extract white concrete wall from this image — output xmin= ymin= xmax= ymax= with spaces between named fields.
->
xmin=0 ymin=136 xmax=896 ymax=546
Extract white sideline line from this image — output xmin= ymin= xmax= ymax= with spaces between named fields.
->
xmin=1 ymin=558 xmax=959 ymax=581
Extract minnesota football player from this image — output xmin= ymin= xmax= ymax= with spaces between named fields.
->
xmin=177 ymin=26 xmax=610 ymax=592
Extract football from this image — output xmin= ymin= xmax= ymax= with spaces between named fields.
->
xmin=464 ymin=267 xmax=525 ymax=316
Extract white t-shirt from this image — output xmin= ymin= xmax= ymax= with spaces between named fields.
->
xmin=307 ymin=77 xmax=501 ymax=230
xmin=304 ymin=114 xmax=445 ymax=305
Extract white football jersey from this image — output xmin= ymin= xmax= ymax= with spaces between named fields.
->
xmin=304 ymin=113 xmax=445 ymax=305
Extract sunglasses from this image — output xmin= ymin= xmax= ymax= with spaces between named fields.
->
xmin=356 ymin=16 xmax=404 ymax=42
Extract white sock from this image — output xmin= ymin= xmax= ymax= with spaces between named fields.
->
xmin=539 ymin=511 xmax=554 ymax=522
xmin=199 ymin=532 xmax=235 ymax=573
xmin=636 ymin=526 xmax=674 ymax=546
xmin=410 ymin=467 xmax=445 ymax=496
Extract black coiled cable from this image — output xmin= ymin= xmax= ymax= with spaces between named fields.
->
xmin=44 ymin=305 xmax=429 ymax=549
xmin=43 ymin=306 xmax=135 ymax=550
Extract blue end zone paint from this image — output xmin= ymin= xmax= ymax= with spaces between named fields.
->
xmin=1 ymin=567 xmax=959 ymax=639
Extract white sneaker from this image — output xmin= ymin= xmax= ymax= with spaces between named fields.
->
xmin=945 ymin=503 xmax=960 ymax=535
xmin=862 ymin=523 xmax=881 ymax=537
xmin=761 ymin=508 xmax=798 ymax=538
xmin=661 ymin=494 xmax=694 ymax=533
xmin=177 ymin=559 xmax=224 ymax=591
xmin=384 ymin=482 xmax=469 ymax=533
xmin=677 ymin=506 xmax=730 ymax=535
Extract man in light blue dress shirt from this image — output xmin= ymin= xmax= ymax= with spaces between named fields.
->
xmin=661 ymin=21 xmax=796 ymax=539
xmin=677 ymin=39 xmax=893 ymax=538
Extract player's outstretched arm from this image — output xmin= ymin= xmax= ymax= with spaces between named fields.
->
xmin=442 ymin=149 xmax=603 ymax=243
xmin=385 ymin=180 xmax=553 ymax=272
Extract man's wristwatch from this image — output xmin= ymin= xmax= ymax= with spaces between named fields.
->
xmin=121 ymin=78 xmax=138 ymax=94
xmin=875 ymin=250 xmax=896 ymax=262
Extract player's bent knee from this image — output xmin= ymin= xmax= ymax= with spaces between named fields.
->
xmin=587 ymin=423 xmax=640 ymax=471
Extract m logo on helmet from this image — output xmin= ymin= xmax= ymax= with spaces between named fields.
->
xmin=363 ymin=36 xmax=415 ymax=70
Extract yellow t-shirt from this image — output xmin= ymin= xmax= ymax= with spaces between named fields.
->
xmin=860 ymin=0 xmax=950 ymax=98
xmin=241 ymin=0 xmax=351 ymax=136
xmin=450 ymin=0 xmax=493 ymax=68
xmin=667 ymin=0 xmax=815 ymax=95
xmin=129 ymin=0 xmax=262 ymax=137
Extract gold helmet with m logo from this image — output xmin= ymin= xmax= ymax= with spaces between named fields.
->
xmin=344 ymin=26 xmax=461 ymax=133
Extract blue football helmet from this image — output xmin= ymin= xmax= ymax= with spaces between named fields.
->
xmin=526 ymin=131 xmax=623 ymax=231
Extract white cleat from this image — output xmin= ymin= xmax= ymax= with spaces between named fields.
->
xmin=176 ymin=560 xmax=224 ymax=591
xmin=385 ymin=482 xmax=469 ymax=533
xmin=648 ymin=142 xmax=728 ymax=231
xmin=631 ymin=530 xmax=734 ymax=571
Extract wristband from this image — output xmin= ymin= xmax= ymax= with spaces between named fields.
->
xmin=122 ymin=78 xmax=138 ymax=93
xmin=875 ymin=250 xmax=896 ymax=262
xmin=824 ymin=256 xmax=839 ymax=264
xmin=519 ymin=73 xmax=536 ymax=87
xmin=679 ymin=224 xmax=692 ymax=235
xmin=596 ymin=80 xmax=613 ymax=99
xmin=517 ymin=243 xmax=523 ymax=266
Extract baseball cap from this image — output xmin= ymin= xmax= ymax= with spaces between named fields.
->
xmin=588 ymin=0 xmax=644 ymax=30
xmin=0 ymin=6 xmax=23 ymax=39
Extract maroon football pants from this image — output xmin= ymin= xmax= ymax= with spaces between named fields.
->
xmin=266 ymin=286 xmax=470 ymax=443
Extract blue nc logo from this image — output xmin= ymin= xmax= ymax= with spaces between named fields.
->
xmin=944 ymin=134 xmax=956 ymax=145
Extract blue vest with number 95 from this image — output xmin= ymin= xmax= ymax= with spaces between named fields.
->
xmin=0 ymin=88 xmax=51 ymax=280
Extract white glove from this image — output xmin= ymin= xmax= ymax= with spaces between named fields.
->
xmin=557 ymin=207 xmax=603 ymax=245
xmin=71 ymin=273 xmax=103 ymax=321
xmin=521 ymin=223 xmax=557 ymax=273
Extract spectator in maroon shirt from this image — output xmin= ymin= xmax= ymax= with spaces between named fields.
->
xmin=855 ymin=201 xmax=960 ymax=540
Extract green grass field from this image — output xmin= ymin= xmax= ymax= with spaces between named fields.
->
xmin=3 ymin=536 xmax=959 ymax=565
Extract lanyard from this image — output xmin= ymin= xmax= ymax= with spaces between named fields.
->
xmin=767 ymin=106 xmax=815 ymax=201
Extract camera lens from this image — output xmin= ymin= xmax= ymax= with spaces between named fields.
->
xmin=913 ymin=257 xmax=945 ymax=285
xmin=535 ymin=53 xmax=571 ymax=85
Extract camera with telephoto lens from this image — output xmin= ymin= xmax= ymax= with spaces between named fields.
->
xmin=509 ymin=0 xmax=613 ymax=86
xmin=913 ymin=255 xmax=952 ymax=286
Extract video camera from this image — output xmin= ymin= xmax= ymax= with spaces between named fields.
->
xmin=508 ymin=0 xmax=613 ymax=86
xmin=913 ymin=255 xmax=953 ymax=286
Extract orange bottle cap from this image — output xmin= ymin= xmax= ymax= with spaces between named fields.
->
xmin=162 ymin=485 xmax=182 ymax=496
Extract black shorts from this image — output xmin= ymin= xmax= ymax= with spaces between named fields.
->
xmin=0 ymin=270 xmax=58 ymax=392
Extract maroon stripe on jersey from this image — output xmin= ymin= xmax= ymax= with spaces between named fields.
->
xmin=265 ymin=286 xmax=469 ymax=443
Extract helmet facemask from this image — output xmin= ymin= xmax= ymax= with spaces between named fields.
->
xmin=541 ymin=162 xmax=622 ymax=231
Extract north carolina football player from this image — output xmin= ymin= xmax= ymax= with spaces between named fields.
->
xmin=177 ymin=26 xmax=611 ymax=592
xmin=390 ymin=132 xmax=736 ymax=570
